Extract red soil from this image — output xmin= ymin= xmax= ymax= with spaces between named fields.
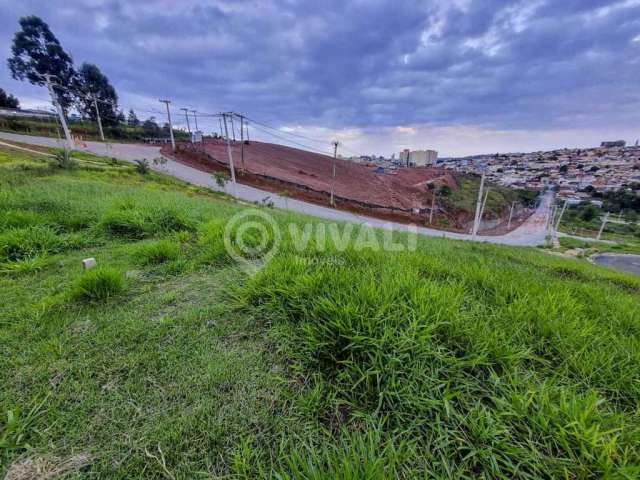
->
xmin=163 ymin=138 xmax=458 ymax=212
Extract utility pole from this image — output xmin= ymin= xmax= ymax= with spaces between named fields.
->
xmin=218 ymin=117 xmax=224 ymax=139
xmin=554 ymin=200 xmax=568 ymax=234
xmin=507 ymin=201 xmax=516 ymax=229
xmin=230 ymin=115 xmax=236 ymax=142
xmin=429 ymin=189 xmax=437 ymax=225
xmin=480 ymin=187 xmax=491 ymax=221
xmin=222 ymin=113 xmax=237 ymax=194
xmin=245 ymin=120 xmax=250 ymax=142
xmin=159 ymin=99 xmax=175 ymax=151
xmin=597 ymin=211 xmax=610 ymax=241
xmin=90 ymin=94 xmax=105 ymax=142
xmin=330 ymin=141 xmax=339 ymax=207
xmin=42 ymin=74 xmax=73 ymax=149
xmin=180 ymin=108 xmax=191 ymax=136
xmin=239 ymin=114 xmax=245 ymax=173
xmin=191 ymin=110 xmax=198 ymax=131
xmin=472 ymin=171 xmax=486 ymax=238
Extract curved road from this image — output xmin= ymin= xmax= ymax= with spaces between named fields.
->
xmin=0 ymin=132 xmax=552 ymax=246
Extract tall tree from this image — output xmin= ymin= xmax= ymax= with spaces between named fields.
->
xmin=7 ymin=16 xmax=76 ymax=111
xmin=75 ymin=63 xmax=118 ymax=126
xmin=127 ymin=109 xmax=139 ymax=127
xmin=0 ymin=88 xmax=20 ymax=109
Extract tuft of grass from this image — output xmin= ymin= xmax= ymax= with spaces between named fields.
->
xmin=135 ymin=239 xmax=181 ymax=265
xmin=0 ymin=225 xmax=62 ymax=262
xmin=0 ymin=254 xmax=50 ymax=274
xmin=70 ymin=266 xmax=124 ymax=302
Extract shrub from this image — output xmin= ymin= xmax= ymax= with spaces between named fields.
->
xmin=53 ymin=149 xmax=77 ymax=170
xmin=71 ymin=266 xmax=124 ymax=302
xmin=134 ymin=159 xmax=150 ymax=174
xmin=0 ymin=226 xmax=62 ymax=261
xmin=213 ymin=172 xmax=230 ymax=188
xmin=136 ymin=239 xmax=181 ymax=265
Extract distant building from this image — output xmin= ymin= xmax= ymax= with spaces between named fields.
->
xmin=601 ymin=140 xmax=626 ymax=148
xmin=399 ymin=149 xmax=438 ymax=167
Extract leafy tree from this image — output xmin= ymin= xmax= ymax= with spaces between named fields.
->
xmin=8 ymin=16 xmax=76 ymax=111
xmin=559 ymin=164 xmax=568 ymax=173
xmin=75 ymin=63 xmax=118 ymax=126
xmin=0 ymin=88 xmax=19 ymax=108
xmin=580 ymin=203 xmax=599 ymax=222
xmin=142 ymin=117 xmax=160 ymax=137
xmin=127 ymin=109 xmax=139 ymax=127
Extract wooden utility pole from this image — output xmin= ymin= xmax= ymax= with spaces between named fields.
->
xmin=330 ymin=141 xmax=339 ymax=206
xmin=90 ymin=94 xmax=105 ymax=142
xmin=159 ymin=99 xmax=175 ymax=151
xmin=218 ymin=117 xmax=224 ymax=138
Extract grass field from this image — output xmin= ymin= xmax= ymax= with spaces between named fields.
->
xmin=1 ymin=145 xmax=640 ymax=478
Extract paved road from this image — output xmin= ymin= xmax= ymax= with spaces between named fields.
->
xmin=0 ymin=132 xmax=553 ymax=246
xmin=592 ymin=254 xmax=640 ymax=276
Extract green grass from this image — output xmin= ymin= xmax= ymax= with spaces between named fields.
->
xmin=1 ymin=145 xmax=639 ymax=478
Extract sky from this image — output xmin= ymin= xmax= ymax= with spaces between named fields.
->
xmin=1 ymin=0 xmax=640 ymax=157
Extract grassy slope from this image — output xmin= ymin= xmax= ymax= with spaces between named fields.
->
xmin=1 ymin=146 xmax=639 ymax=478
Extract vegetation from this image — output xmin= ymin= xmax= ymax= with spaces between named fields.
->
xmin=558 ymin=202 xmax=640 ymax=242
xmin=0 ymin=88 xmax=19 ymax=109
xmin=443 ymin=174 xmax=538 ymax=219
xmin=1 ymin=144 xmax=639 ymax=478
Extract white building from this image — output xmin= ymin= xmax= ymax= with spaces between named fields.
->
xmin=399 ymin=149 xmax=438 ymax=167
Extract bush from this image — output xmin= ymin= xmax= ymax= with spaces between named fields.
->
xmin=134 ymin=159 xmax=150 ymax=174
xmin=136 ymin=239 xmax=181 ymax=265
xmin=53 ymin=149 xmax=77 ymax=170
xmin=0 ymin=225 xmax=62 ymax=261
xmin=71 ymin=266 xmax=124 ymax=302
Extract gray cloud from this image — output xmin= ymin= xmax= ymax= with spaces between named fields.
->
xmin=1 ymin=0 xmax=640 ymax=153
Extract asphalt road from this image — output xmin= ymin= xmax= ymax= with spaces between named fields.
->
xmin=592 ymin=254 xmax=640 ymax=276
xmin=0 ymin=132 xmax=553 ymax=246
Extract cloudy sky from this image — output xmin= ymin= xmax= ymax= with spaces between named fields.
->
xmin=1 ymin=0 xmax=640 ymax=157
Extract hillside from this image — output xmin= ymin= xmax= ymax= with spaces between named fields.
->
xmin=1 ymin=144 xmax=639 ymax=478
xmin=163 ymin=138 xmax=535 ymax=231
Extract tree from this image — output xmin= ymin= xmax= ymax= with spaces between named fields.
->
xmin=142 ymin=117 xmax=160 ymax=137
xmin=127 ymin=109 xmax=139 ymax=127
xmin=8 ymin=16 xmax=76 ymax=111
xmin=580 ymin=203 xmax=599 ymax=222
xmin=0 ymin=88 xmax=19 ymax=108
xmin=75 ymin=63 xmax=118 ymax=126
xmin=559 ymin=164 xmax=568 ymax=173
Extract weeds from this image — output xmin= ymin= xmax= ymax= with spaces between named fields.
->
xmin=70 ymin=266 xmax=124 ymax=302
xmin=134 ymin=159 xmax=150 ymax=174
xmin=135 ymin=239 xmax=181 ymax=265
